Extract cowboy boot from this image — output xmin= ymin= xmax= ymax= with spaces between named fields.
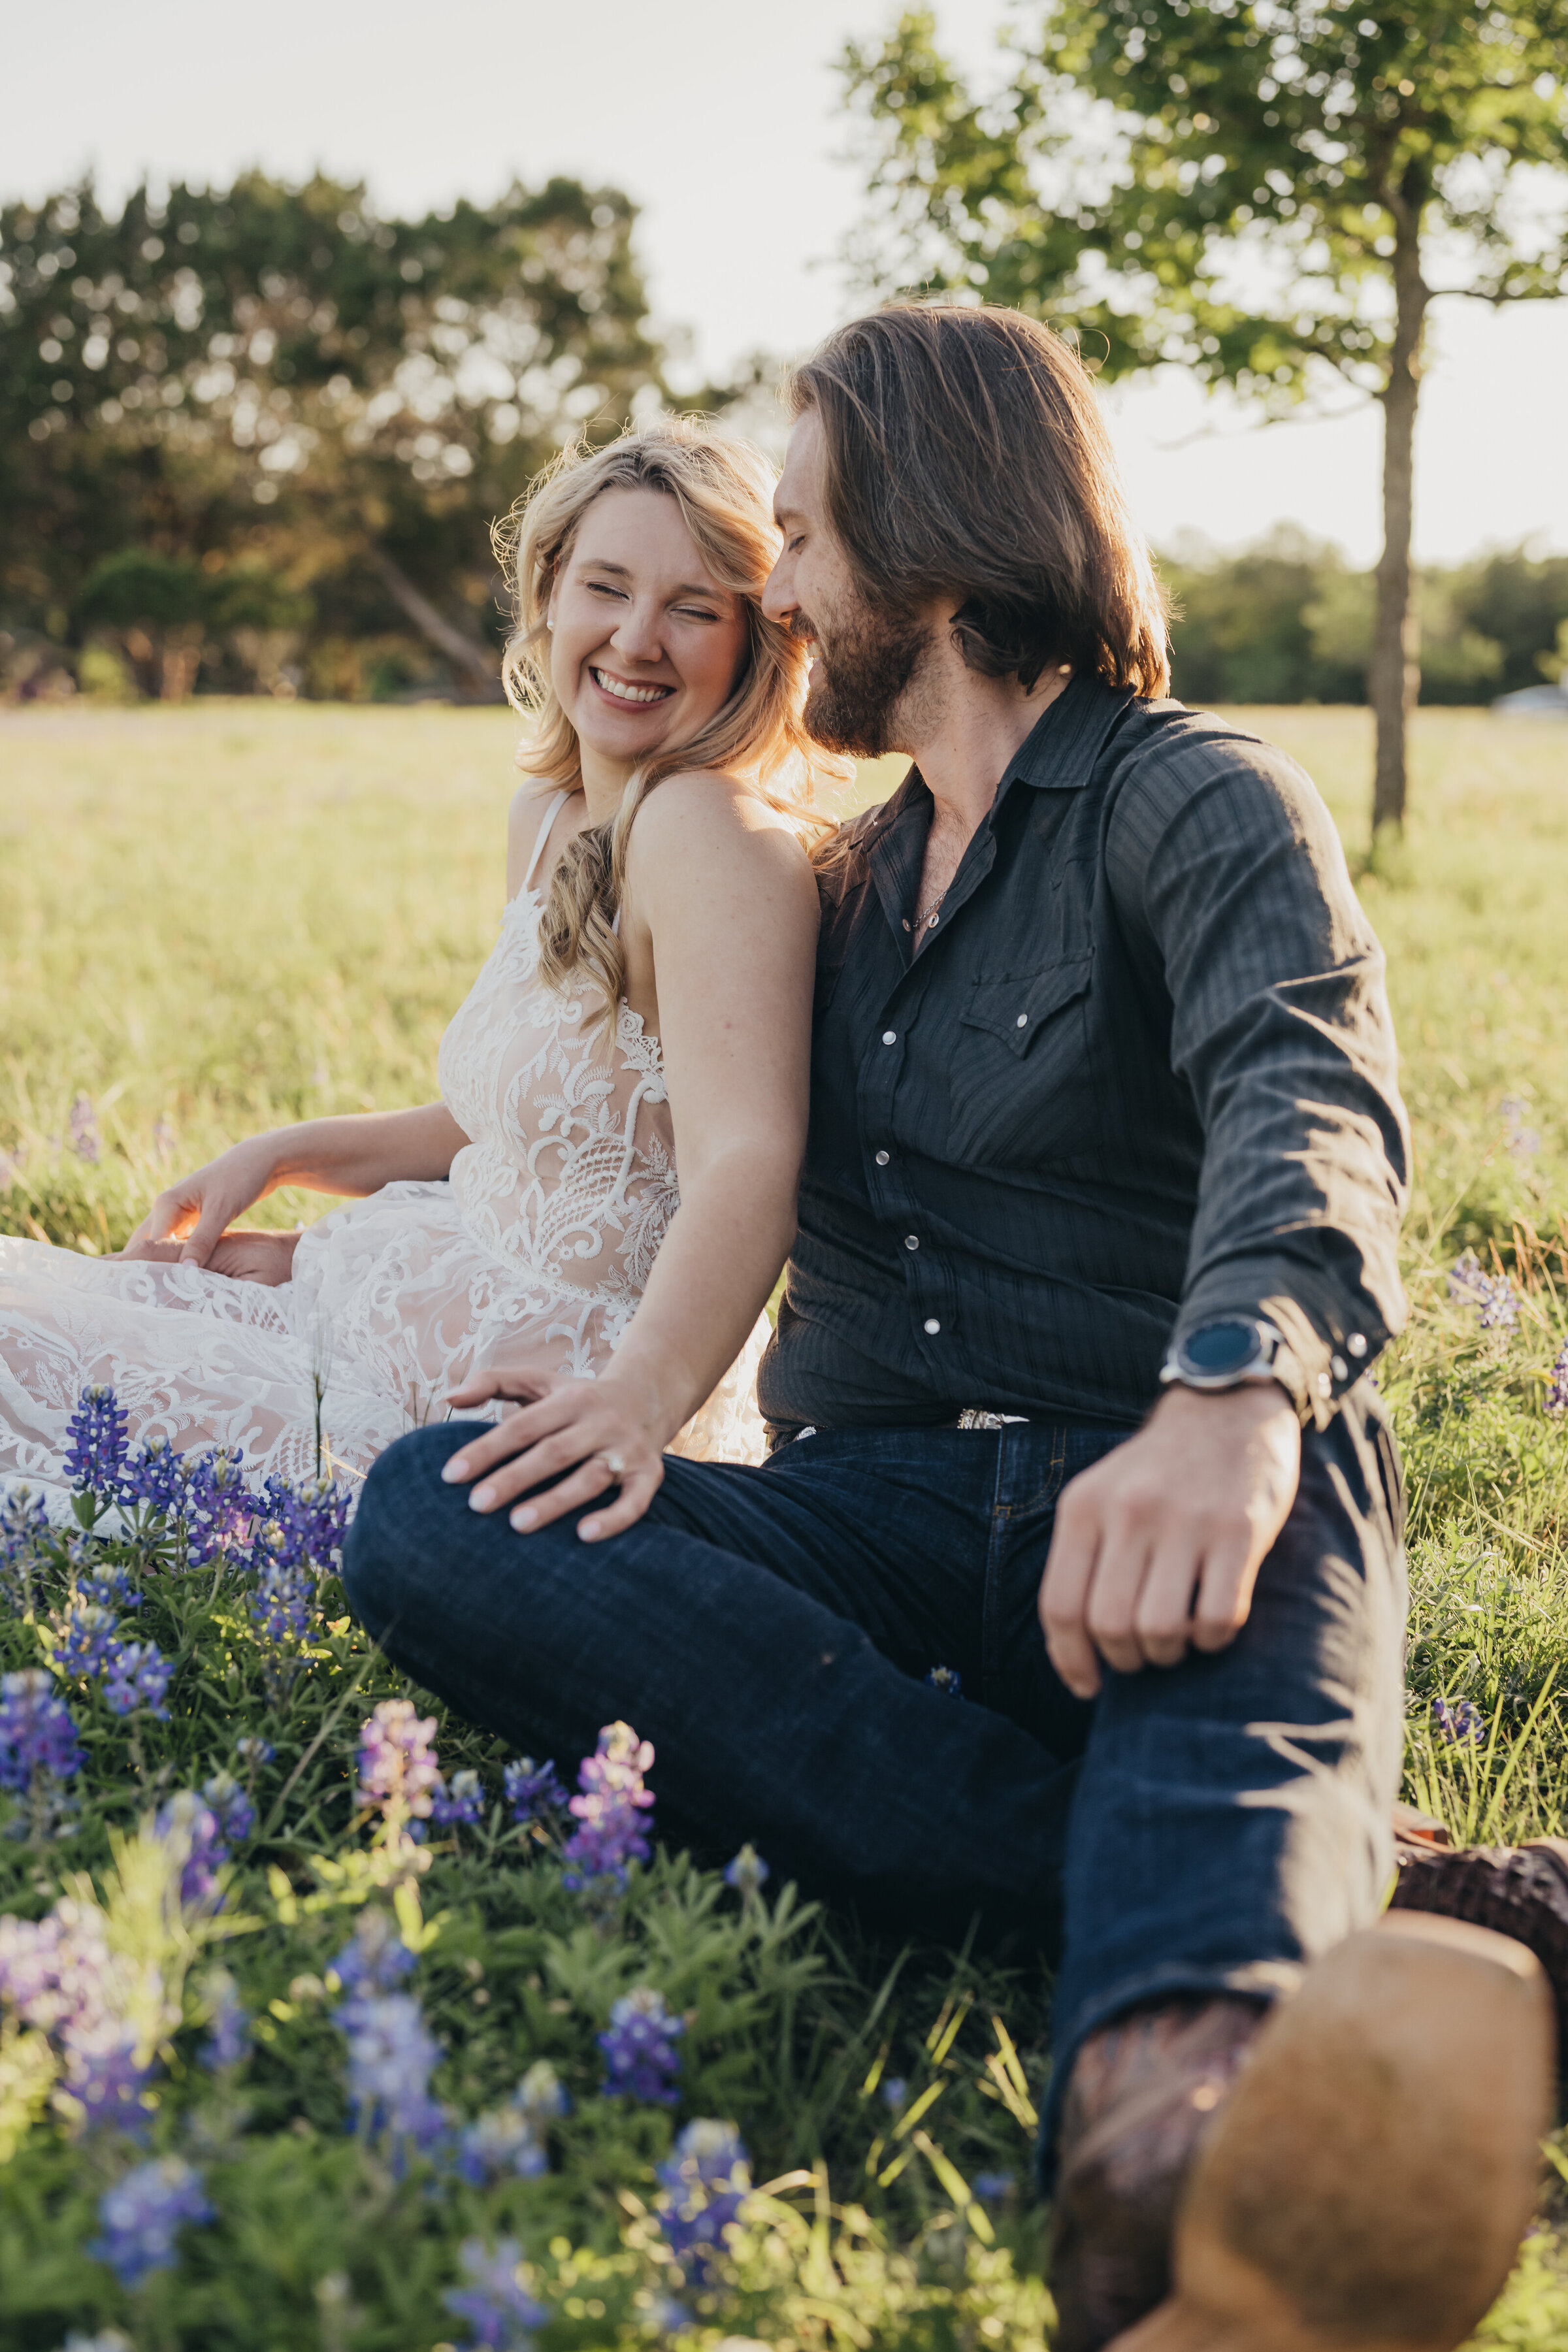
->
xmin=1107 ymin=1912 xmax=1554 ymax=2352
xmin=1390 ymin=1825 xmax=1568 ymax=2057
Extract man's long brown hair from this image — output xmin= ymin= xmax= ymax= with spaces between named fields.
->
xmin=789 ymin=304 xmax=1171 ymax=698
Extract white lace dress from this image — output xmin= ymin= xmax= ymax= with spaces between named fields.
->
xmin=0 ymin=791 xmax=768 ymax=1505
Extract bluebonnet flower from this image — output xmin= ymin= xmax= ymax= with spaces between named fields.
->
xmin=723 ymin=1844 xmax=769 ymax=1897
xmin=1448 ymin=1250 xmax=1520 ymax=1333
xmin=249 ymin=1556 xmax=315 ymax=1643
xmin=0 ymin=1898 xmax=153 ymax=2132
xmin=503 ymin=1756 xmax=566 ymax=1827
xmin=89 ymin=2157 xmax=213 ymax=2287
xmin=255 ymin=1471 xmax=350 ymax=1569
xmin=1433 ymin=1696 xmax=1486 ymax=1746
xmin=562 ymin=1720 xmax=655 ymax=1891
xmin=121 ymin=1433 xmax=186 ymax=1517
xmin=0 ymin=1669 xmax=82 ymax=1793
xmin=154 ymin=1791 xmax=227 ymax=1908
xmin=201 ymin=1968 xmax=252 ymax=2070
xmin=179 ymin=1448 xmax=252 ymax=1564
xmin=598 ymin=1985 xmax=683 ymax=2105
xmin=655 ymin=2120 xmax=752 ymax=2287
xmin=330 ymin=1908 xmax=417 ymax=1997
xmin=201 ymin=1771 xmax=255 ymax=1847
xmin=0 ymin=1487 xmax=53 ymax=1606
xmin=340 ymin=1990 xmax=445 ymax=2150
xmin=78 ymin=1560 xmax=140 ymax=1611
xmin=455 ymin=2061 xmax=566 ymax=2185
xmin=235 ymin=1734 xmax=275 ymax=1769
xmin=444 ymin=2237 xmax=546 ymax=2350
xmin=972 ymin=2170 xmax=1015 ymax=2208
xmin=431 ymin=1769 xmax=484 ymax=1828
xmin=53 ymin=1600 xmax=120 ymax=1679
xmin=102 ymin=1639 xmax=172 ymax=1720
xmin=70 ymin=1093 xmax=102 ymax=1164
xmin=881 ymin=2076 xmax=907 ymax=2112
xmin=1546 ymin=1344 xmax=1568 ymax=1418
xmin=357 ymin=1699 xmax=442 ymax=1829
xmin=63 ymin=1386 xmax=129 ymax=1500
xmin=927 ymin=1664 xmax=964 ymax=1697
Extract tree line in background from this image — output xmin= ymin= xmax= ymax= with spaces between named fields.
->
xmin=3 ymin=0 xmax=1567 ymax=840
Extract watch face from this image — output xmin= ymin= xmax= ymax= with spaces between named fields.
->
xmin=1182 ymin=1320 xmax=1261 ymax=1378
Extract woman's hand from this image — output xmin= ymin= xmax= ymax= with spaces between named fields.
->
xmin=127 ymin=1229 xmax=302 ymax=1286
xmin=122 ymin=1135 xmax=282 ymax=1266
xmin=438 ymin=1363 xmax=672 ymax=1541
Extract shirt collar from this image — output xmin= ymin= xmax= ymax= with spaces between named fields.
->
xmin=857 ymin=670 xmax=1137 ymax=841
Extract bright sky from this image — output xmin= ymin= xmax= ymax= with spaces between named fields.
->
xmin=8 ymin=0 xmax=1566 ymax=564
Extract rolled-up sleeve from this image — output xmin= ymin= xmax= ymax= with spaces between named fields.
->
xmin=1107 ymin=733 xmax=1411 ymax=1426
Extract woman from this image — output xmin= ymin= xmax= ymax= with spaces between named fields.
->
xmin=0 ymin=419 xmax=843 ymax=1533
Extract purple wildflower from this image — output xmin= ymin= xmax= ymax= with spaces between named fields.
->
xmin=503 ymin=1756 xmax=566 ymax=1827
xmin=90 ymin=2158 xmax=213 ymax=2287
xmin=723 ymin=1844 xmax=769 ymax=1897
xmin=178 ymin=1449 xmax=251 ymax=1563
xmin=357 ymin=1700 xmax=442 ymax=1829
xmin=655 ymin=2120 xmax=752 ymax=2288
xmin=255 ymin=1471 xmax=349 ymax=1569
xmin=154 ymin=1791 xmax=227 ymax=1908
xmin=431 ymin=1769 xmax=484 ymax=1828
xmin=973 ymin=2170 xmax=1016 ymax=2208
xmin=444 ymin=2238 xmax=547 ymax=2351
xmin=70 ymin=1093 xmax=102 ymax=1164
xmin=0 ymin=1899 xmax=154 ymax=2132
xmin=63 ymin=1386 xmax=129 ymax=1499
xmin=122 ymin=1433 xmax=186 ymax=1516
xmin=79 ymin=1560 xmax=140 ymax=1611
xmin=0 ymin=1670 xmax=83 ymax=1792
xmin=1448 ymin=1250 xmax=1520 ymax=1333
xmin=53 ymin=1601 xmax=120 ymax=1679
xmin=201 ymin=1771 xmax=255 ymax=1847
xmin=881 ymin=2076 xmax=907 ymax=2111
xmin=927 ymin=1664 xmax=964 ymax=1697
xmin=330 ymin=1908 xmax=417 ymax=1997
xmin=1546 ymin=1344 xmax=1568 ymax=1418
xmin=249 ymin=1555 xmax=314 ymax=1643
xmin=597 ymin=1985 xmax=683 ymax=2106
xmin=0 ymin=1488 xmax=52 ymax=1601
xmin=101 ymin=1639 xmax=172 ymax=1720
xmin=340 ymin=1989 xmax=445 ymax=2149
xmin=201 ymin=1970 xmax=252 ymax=2070
xmin=1433 ymin=1696 xmax=1486 ymax=1746
xmin=562 ymin=1720 xmax=655 ymax=1891
xmin=455 ymin=2061 xmax=566 ymax=2185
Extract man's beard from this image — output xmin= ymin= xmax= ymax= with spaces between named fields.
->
xmin=796 ymin=600 xmax=932 ymax=758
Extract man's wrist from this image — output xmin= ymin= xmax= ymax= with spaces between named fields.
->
xmin=1160 ymin=1316 xmax=1303 ymax=1412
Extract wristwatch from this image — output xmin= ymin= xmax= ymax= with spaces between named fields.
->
xmin=1159 ymin=1316 xmax=1296 ymax=1396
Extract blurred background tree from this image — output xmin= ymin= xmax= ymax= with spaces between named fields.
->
xmin=0 ymin=171 xmax=666 ymax=699
xmin=842 ymin=3 xmax=1568 ymax=828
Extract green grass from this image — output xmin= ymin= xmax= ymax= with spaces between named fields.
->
xmin=1 ymin=700 xmax=1567 ymax=2345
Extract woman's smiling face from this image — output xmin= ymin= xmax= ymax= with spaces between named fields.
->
xmin=547 ymin=485 xmax=750 ymax=791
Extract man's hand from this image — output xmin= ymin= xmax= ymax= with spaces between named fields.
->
xmin=1039 ymin=1384 xmax=1302 ymax=1699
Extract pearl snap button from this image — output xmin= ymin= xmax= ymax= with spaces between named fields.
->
xmin=874 ymin=1150 xmax=890 ymax=1166
xmin=904 ymin=1235 xmax=919 ymax=1251
xmin=1347 ymin=1332 xmax=1367 ymax=1356
xmin=881 ymin=1030 xmax=897 ymax=1045
xmin=1016 ymin=1013 xmax=1028 ymax=1028
xmin=1331 ymin=1354 xmax=1348 ymax=1381
xmin=923 ymin=1317 xmax=941 ymax=1335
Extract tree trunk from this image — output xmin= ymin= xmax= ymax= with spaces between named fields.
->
xmin=1369 ymin=204 xmax=1429 ymax=834
xmin=373 ymin=551 xmax=500 ymax=691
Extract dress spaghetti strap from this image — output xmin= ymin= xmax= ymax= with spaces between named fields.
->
xmin=525 ymin=790 xmax=572 ymax=891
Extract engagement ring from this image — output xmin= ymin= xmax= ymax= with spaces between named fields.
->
xmin=602 ymin=1451 xmax=627 ymax=1477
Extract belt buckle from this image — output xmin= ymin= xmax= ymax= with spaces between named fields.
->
xmin=957 ymin=1408 xmax=1008 ymax=1430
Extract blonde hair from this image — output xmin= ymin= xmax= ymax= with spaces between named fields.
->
xmin=494 ymin=417 xmax=849 ymax=1020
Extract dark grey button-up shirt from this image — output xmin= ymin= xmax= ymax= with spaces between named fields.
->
xmin=757 ymin=672 xmax=1410 ymax=1437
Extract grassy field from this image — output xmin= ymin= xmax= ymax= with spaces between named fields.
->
xmin=1 ymin=700 xmax=1567 ymax=2345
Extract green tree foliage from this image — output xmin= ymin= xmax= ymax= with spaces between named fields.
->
xmin=1163 ymin=532 xmax=1568 ymax=704
xmin=842 ymin=4 xmax=1568 ymax=825
xmin=0 ymin=172 xmax=666 ymax=695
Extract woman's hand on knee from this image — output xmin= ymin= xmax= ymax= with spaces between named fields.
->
xmin=438 ymin=1363 xmax=669 ymax=1542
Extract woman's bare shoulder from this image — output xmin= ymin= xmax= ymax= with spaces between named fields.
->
xmin=631 ymin=768 xmax=811 ymax=860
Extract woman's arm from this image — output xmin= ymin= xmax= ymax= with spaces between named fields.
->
xmin=122 ymin=1102 xmax=471 ymax=1266
xmin=440 ymin=774 xmax=819 ymax=1536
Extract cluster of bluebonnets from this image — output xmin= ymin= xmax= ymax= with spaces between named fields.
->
xmin=0 ymin=1387 xmax=766 ymax=2340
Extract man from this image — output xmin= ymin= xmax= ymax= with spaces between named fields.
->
xmin=343 ymin=305 xmax=1565 ymax=2349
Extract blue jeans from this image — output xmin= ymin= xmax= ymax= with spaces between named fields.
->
xmin=341 ymin=1393 xmax=1407 ymax=2159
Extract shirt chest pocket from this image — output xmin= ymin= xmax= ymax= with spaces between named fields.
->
xmin=949 ymin=951 xmax=1098 ymax=1163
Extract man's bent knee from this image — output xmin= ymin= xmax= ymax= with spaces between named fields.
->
xmin=342 ymin=1422 xmax=484 ymax=1632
